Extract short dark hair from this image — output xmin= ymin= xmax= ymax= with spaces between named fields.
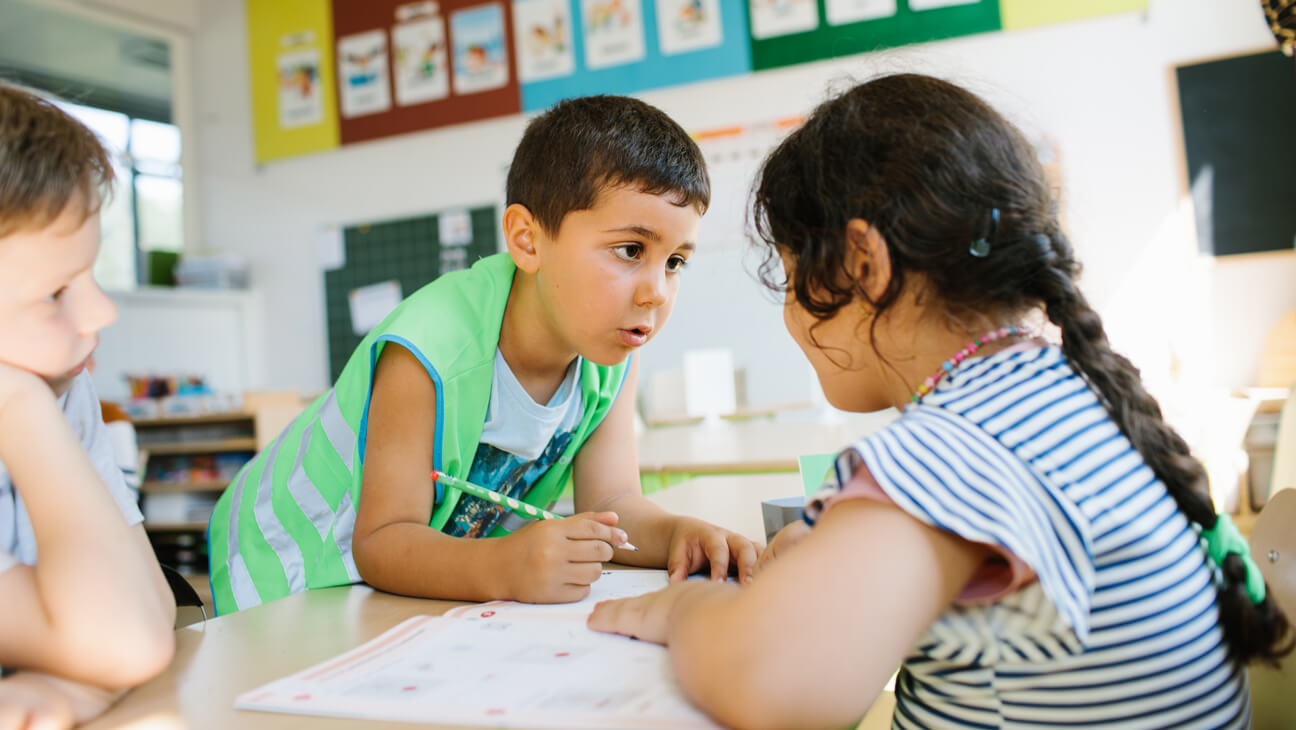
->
xmin=506 ymin=95 xmax=709 ymax=234
xmin=0 ymin=83 xmax=113 ymax=238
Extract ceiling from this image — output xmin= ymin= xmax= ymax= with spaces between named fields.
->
xmin=0 ymin=0 xmax=172 ymax=120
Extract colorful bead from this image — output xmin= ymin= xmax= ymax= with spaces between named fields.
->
xmin=910 ymin=326 xmax=1034 ymax=406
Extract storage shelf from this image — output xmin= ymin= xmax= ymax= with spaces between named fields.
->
xmin=134 ymin=412 xmax=254 ymax=428
xmin=144 ymin=521 xmax=209 ymax=532
xmin=140 ymin=480 xmax=230 ymax=493
xmin=143 ymin=438 xmax=257 ymax=455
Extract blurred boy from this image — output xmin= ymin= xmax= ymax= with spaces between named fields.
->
xmin=0 ymin=84 xmax=175 ymax=727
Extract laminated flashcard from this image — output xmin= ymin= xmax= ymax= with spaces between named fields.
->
xmin=748 ymin=0 xmax=819 ymax=39
xmin=277 ymin=46 xmax=325 ymax=128
xmin=581 ymin=0 xmax=646 ymax=69
xmin=451 ymin=3 xmax=511 ymax=94
xmin=655 ymin=0 xmax=724 ymax=56
xmin=337 ymin=30 xmax=392 ymax=117
xmin=392 ymin=14 xmax=450 ymax=105
xmin=824 ymin=0 xmax=897 ymax=25
xmin=514 ymin=0 xmax=578 ymax=82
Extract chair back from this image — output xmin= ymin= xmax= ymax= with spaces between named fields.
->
xmin=1248 ymin=488 xmax=1296 ymax=729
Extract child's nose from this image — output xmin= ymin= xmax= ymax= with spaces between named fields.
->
xmin=77 ymin=280 xmax=118 ymax=335
xmin=636 ymin=268 xmax=668 ymax=308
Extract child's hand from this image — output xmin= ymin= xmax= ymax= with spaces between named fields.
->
xmin=0 ymin=674 xmax=76 ymax=730
xmin=665 ymin=517 xmax=759 ymax=585
xmin=755 ymin=519 xmax=811 ymax=575
xmin=586 ymin=581 xmax=711 ymax=645
xmin=500 ymin=511 xmax=630 ymax=603
xmin=0 ymin=672 xmax=121 ymax=729
xmin=0 ymin=362 xmax=50 ymax=421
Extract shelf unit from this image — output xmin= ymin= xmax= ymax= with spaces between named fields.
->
xmin=132 ymin=410 xmax=260 ymax=589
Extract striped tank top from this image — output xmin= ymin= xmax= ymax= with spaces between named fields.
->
xmin=805 ymin=346 xmax=1249 ymax=728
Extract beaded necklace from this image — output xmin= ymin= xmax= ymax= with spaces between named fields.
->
xmin=910 ymin=325 xmax=1034 ymax=404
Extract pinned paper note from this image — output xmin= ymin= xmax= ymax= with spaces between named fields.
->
xmin=798 ymin=452 xmax=837 ymax=497
xmin=348 ymin=280 xmax=403 ymax=335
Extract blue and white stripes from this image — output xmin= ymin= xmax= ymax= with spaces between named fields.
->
xmin=808 ymin=346 xmax=1248 ymax=728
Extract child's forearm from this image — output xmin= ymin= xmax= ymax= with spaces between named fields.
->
xmin=0 ymin=380 xmax=174 ymax=685
xmin=352 ymin=522 xmax=511 ymax=602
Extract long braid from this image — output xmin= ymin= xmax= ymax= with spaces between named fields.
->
xmin=1031 ymin=230 xmax=1294 ymax=665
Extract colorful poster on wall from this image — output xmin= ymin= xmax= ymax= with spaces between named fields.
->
xmin=825 ymin=0 xmax=895 ymax=25
xmin=749 ymin=0 xmax=818 ymax=39
xmin=514 ymin=0 xmax=577 ymax=81
xmin=337 ymin=30 xmax=392 ymax=117
xmin=655 ymin=0 xmax=724 ymax=56
xmin=998 ymin=0 xmax=1146 ymax=30
xmin=749 ymin=0 xmax=1000 ymax=71
xmin=276 ymin=43 xmax=325 ymax=128
xmin=248 ymin=0 xmax=340 ymax=163
xmin=910 ymin=0 xmax=979 ymax=9
xmin=581 ymin=0 xmax=647 ymax=69
xmin=331 ymin=0 xmax=521 ymax=145
xmin=451 ymin=3 xmax=511 ymax=93
xmin=519 ymin=1 xmax=751 ymax=112
xmin=392 ymin=13 xmax=450 ymax=105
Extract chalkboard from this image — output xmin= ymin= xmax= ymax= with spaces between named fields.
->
xmin=1176 ymin=50 xmax=1296 ymax=257
xmin=323 ymin=206 xmax=498 ymax=381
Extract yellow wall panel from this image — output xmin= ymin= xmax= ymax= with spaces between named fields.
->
xmin=248 ymin=0 xmax=339 ymax=163
xmin=1000 ymin=0 xmax=1147 ymax=31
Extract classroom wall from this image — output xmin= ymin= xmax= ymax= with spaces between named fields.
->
xmin=185 ymin=0 xmax=1296 ymax=407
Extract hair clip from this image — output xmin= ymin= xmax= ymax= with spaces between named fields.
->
xmin=969 ymin=207 xmax=998 ymax=258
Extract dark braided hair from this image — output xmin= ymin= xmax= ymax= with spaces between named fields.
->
xmin=752 ymin=72 xmax=1293 ymax=665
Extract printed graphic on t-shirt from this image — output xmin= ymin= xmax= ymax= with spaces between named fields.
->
xmin=445 ymin=429 xmax=576 ymax=538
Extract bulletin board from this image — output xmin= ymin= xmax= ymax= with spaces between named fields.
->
xmin=323 ymin=205 xmax=499 ymax=381
xmin=249 ymin=0 xmax=1150 ymax=163
xmin=1175 ymin=50 xmax=1296 ymax=257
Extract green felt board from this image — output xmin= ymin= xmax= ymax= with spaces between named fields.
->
xmin=323 ymin=207 xmax=499 ymax=382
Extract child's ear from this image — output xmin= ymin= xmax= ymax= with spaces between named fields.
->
xmin=503 ymin=203 xmax=541 ymax=273
xmin=845 ymin=219 xmax=892 ymax=301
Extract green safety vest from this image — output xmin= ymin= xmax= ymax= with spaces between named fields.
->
xmin=207 ymin=253 xmax=629 ymax=615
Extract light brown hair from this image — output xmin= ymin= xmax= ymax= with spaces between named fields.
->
xmin=0 ymin=83 xmax=114 ymax=238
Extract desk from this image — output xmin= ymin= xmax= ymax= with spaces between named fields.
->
xmin=637 ymin=411 xmax=896 ymax=474
xmin=86 ymin=474 xmax=893 ymax=729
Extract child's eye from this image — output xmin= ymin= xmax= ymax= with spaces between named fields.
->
xmin=46 ymin=287 xmax=68 ymax=302
xmin=666 ymin=255 xmax=689 ymax=273
xmin=613 ymin=243 xmax=643 ymax=262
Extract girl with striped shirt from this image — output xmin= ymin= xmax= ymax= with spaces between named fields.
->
xmin=588 ymin=73 xmax=1292 ymax=729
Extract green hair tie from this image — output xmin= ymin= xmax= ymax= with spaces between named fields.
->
xmin=1199 ymin=514 xmax=1266 ymax=604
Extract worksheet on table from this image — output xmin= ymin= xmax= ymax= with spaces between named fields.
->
xmin=236 ymin=571 xmax=720 ymax=729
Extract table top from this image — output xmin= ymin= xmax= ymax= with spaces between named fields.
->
xmin=85 ymin=473 xmax=893 ymax=729
xmin=636 ymin=411 xmax=896 ymax=473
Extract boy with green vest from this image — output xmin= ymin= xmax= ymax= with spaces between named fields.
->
xmin=208 ymin=95 xmax=758 ymax=615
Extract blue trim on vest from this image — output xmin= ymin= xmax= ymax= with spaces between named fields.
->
xmin=614 ymin=353 xmax=632 ymax=404
xmin=360 ymin=334 xmax=448 ymax=503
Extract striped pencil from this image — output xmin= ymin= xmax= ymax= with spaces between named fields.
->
xmin=430 ymin=470 xmax=638 ymax=551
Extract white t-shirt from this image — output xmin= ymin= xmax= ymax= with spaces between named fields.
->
xmin=442 ymin=350 xmax=585 ymax=538
xmin=0 ymin=371 xmax=144 ymax=574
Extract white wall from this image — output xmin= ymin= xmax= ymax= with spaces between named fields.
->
xmin=189 ymin=0 xmax=1296 ymax=406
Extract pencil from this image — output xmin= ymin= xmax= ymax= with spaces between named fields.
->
xmin=430 ymin=470 xmax=639 ymax=551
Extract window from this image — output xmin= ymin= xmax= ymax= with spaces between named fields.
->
xmin=56 ymin=100 xmax=184 ymax=290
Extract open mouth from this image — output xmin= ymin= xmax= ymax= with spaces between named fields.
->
xmin=619 ymin=326 xmax=652 ymax=347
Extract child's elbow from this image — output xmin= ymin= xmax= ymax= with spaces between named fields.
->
xmin=77 ymin=621 xmax=175 ymax=688
xmin=118 ymin=623 xmax=175 ymax=685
